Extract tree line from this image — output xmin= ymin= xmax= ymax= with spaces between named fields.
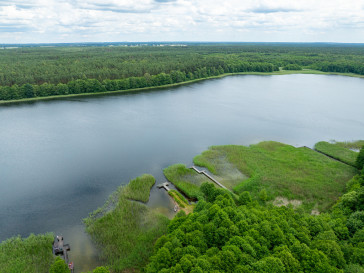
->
xmin=145 ymin=147 xmax=364 ymax=272
xmin=1 ymin=44 xmax=364 ymax=101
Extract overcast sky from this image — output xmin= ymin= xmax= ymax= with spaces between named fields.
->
xmin=1 ymin=0 xmax=364 ymax=43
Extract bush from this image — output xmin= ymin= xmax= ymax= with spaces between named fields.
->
xmin=49 ymin=257 xmax=70 ymax=273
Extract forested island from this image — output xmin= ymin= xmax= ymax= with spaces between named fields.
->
xmin=1 ymin=140 xmax=363 ymax=273
xmin=1 ymin=43 xmax=364 ymax=102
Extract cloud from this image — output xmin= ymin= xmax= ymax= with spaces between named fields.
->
xmin=0 ymin=0 xmax=364 ymax=43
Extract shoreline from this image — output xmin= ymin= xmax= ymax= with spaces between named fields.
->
xmin=1 ymin=70 xmax=364 ymax=105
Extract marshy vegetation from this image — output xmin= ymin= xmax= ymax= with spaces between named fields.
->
xmin=122 ymin=174 xmax=155 ymax=203
xmin=163 ymin=164 xmax=211 ymax=199
xmin=0 ymin=233 xmax=54 ymax=272
xmin=193 ymin=141 xmax=358 ymax=212
xmin=84 ymin=175 xmax=169 ymax=272
xmin=315 ymin=141 xmax=360 ymax=167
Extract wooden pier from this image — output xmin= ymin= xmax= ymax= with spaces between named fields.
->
xmin=157 ymin=182 xmax=170 ymax=191
xmin=189 ymin=166 xmax=228 ymax=190
xmin=53 ymin=236 xmax=74 ymax=272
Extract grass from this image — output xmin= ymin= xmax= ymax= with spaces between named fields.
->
xmin=194 ymin=153 xmax=247 ymax=190
xmin=163 ymin=164 xmax=211 ymax=199
xmin=168 ymin=190 xmax=195 ymax=215
xmin=193 ymin=141 xmax=358 ymax=212
xmin=168 ymin=190 xmax=188 ymax=208
xmin=0 ymin=233 xmax=55 ymax=273
xmin=329 ymin=140 xmax=364 ymax=150
xmin=122 ymin=174 xmax=155 ymax=203
xmin=84 ymin=175 xmax=169 ymax=272
xmin=314 ymin=141 xmax=359 ymax=167
xmin=2 ymin=70 xmax=364 ymax=105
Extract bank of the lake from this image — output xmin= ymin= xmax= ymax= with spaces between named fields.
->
xmin=2 ymin=74 xmax=364 ymax=271
xmin=1 ymin=70 xmax=364 ymax=105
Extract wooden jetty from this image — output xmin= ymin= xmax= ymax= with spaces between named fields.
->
xmin=157 ymin=182 xmax=170 ymax=191
xmin=189 ymin=166 xmax=228 ymax=190
xmin=53 ymin=235 xmax=74 ymax=272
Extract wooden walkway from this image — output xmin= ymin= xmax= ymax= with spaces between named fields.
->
xmin=157 ymin=182 xmax=170 ymax=191
xmin=189 ymin=166 xmax=228 ymax=190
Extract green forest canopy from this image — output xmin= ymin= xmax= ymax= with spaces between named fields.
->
xmin=1 ymin=43 xmax=364 ymax=101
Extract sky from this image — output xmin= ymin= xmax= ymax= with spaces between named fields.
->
xmin=1 ymin=0 xmax=364 ymax=43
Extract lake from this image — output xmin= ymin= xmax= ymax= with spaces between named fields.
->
xmin=1 ymin=74 xmax=364 ymax=271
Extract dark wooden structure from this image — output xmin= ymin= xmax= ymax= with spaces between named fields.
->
xmin=53 ymin=235 xmax=74 ymax=272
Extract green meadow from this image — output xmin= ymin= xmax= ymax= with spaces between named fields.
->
xmin=193 ymin=141 xmax=358 ymax=211
xmin=314 ymin=141 xmax=362 ymax=168
xmin=163 ymin=164 xmax=211 ymax=199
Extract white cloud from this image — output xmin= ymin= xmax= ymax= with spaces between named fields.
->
xmin=0 ymin=0 xmax=364 ymax=43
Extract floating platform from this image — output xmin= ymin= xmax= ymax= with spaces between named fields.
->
xmin=157 ymin=182 xmax=170 ymax=191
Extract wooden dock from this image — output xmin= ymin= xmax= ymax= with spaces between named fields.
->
xmin=157 ymin=182 xmax=170 ymax=191
xmin=189 ymin=166 xmax=228 ymax=190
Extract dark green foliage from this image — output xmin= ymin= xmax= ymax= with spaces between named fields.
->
xmin=357 ymin=147 xmax=364 ymax=170
xmin=49 ymin=257 xmax=70 ymax=273
xmin=283 ymin=64 xmax=302 ymax=70
xmin=0 ymin=233 xmax=55 ymax=273
xmin=2 ymin=44 xmax=364 ymax=101
xmin=90 ymin=266 xmax=110 ymax=273
xmin=145 ymin=177 xmax=364 ymax=273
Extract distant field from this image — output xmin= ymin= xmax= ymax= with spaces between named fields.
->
xmin=315 ymin=141 xmax=360 ymax=167
xmin=193 ymin=141 xmax=358 ymax=211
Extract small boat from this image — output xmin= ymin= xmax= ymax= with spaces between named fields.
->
xmin=174 ymin=205 xmax=179 ymax=212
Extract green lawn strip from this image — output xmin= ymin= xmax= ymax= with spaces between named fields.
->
xmin=84 ymin=175 xmax=169 ymax=272
xmin=163 ymin=164 xmax=213 ymax=199
xmin=194 ymin=141 xmax=358 ymax=211
xmin=0 ymin=233 xmax=55 ymax=273
xmin=315 ymin=141 xmax=359 ymax=167
xmin=122 ymin=174 xmax=156 ymax=203
xmin=330 ymin=140 xmax=364 ymax=150
xmin=168 ymin=190 xmax=188 ymax=208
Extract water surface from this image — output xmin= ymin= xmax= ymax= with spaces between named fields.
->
xmin=1 ymin=74 xmax=364 ymax=271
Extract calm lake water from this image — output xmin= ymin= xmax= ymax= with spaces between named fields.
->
xmin=1 ymin=74 xmax=364 ymax=271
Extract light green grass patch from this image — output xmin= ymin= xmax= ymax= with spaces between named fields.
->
xmin=329 ymin=140 xmax=364 ymax=151
xmin=163 ymin=164 xmax=211 ymax=199
xmin=194 ymin=153 xmax=247 ymax=190
xmin=315 ymin=141 xmax=359 ymax=167
xmin=0 ymin=233 xmax=54 ymax=273
xmin=122 ymin=174 xmax=155 ymax=203
xmin=85 ymin=175 xmax=169 ymax=272
xmin=194 ymin=141 xmax=358 ymax=211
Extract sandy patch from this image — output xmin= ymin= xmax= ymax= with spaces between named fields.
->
xmin=273 ymin=197 xmax=302 ymax=208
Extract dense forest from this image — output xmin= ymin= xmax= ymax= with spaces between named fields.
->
xmin=145 ymin=169 xmax=364 ymax=273
xmin=1 ymin=43 xmax=364 ymax=101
